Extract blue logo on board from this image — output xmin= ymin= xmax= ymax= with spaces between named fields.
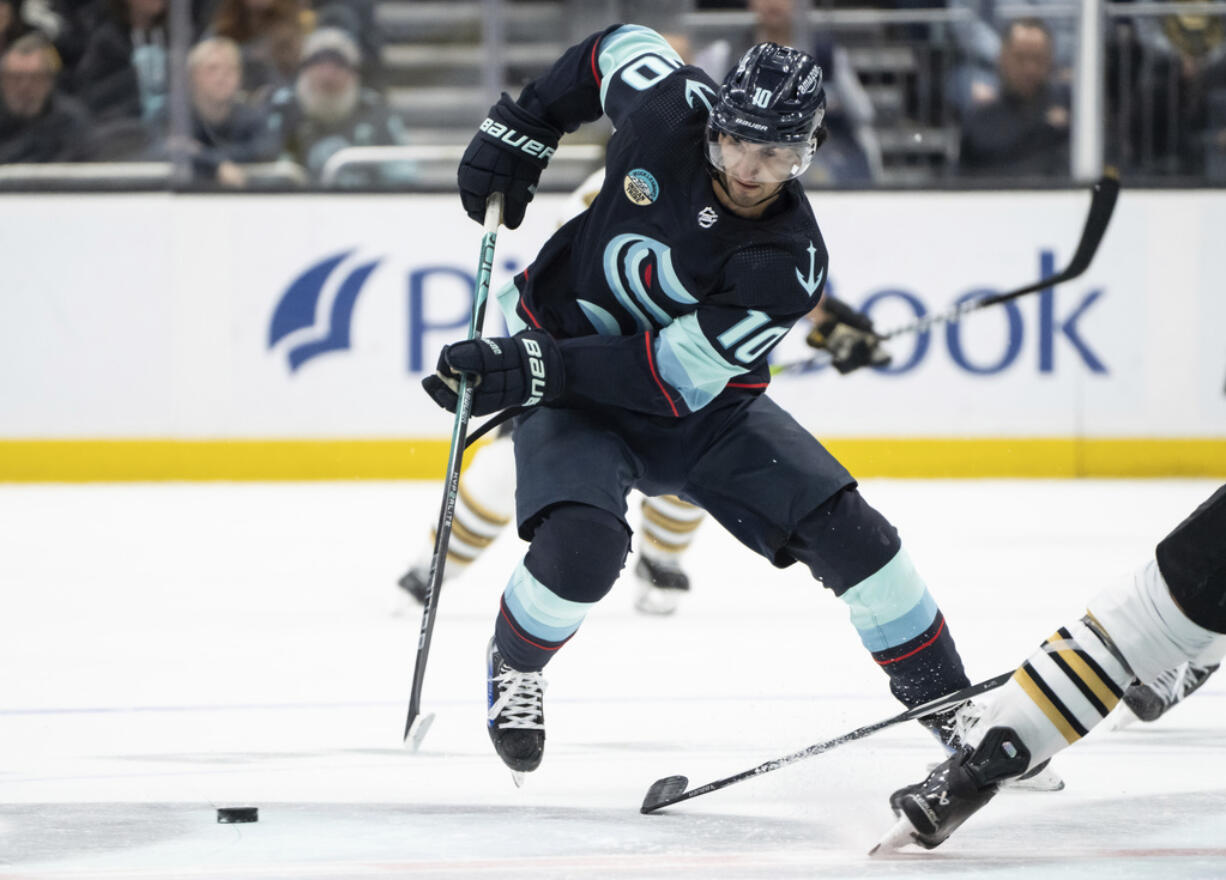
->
xmin=268 ymin=251 xmax=381 ymax=371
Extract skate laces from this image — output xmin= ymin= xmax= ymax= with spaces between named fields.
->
xmin=950 ymin=701 xmax=984 ymax=749
xmin=1147 ymin=663 xmax=1190 ymax=703
xmin=489 ymin=666 xmax=546 ymax=730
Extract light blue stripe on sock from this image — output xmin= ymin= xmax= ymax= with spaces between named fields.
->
xmin=839 ymin=548 xmax=939 ymax=652
xmin=502 ymin=560 xmax=593 ymax=644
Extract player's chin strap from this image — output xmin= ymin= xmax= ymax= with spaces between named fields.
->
xmin=464 ymin=405 xmax=529 ymax=449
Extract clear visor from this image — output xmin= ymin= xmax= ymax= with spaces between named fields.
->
xmin=705 ymin=130 xmax=814 ymax=184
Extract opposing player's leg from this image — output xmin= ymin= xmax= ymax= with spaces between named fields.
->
xmin=877 ymin=484 xmax=1226 ymax=852
xmin=394 ymin=430 xmax=516 ymax=610
xmin=683 ymin=396 xmax=973 ymax=742
xmin=633 ymin=494 xmax=705 ymax=615
xmin=484 ymin=408 xmax=635 ymax=775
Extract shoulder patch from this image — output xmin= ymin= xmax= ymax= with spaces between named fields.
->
xmin=623 ymin=168 xmax=659 ymax=206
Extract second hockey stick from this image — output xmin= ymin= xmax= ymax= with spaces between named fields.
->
xmin=773 ymin=170 xmax=1120 ymax=376
xmin=403 ymin=193 xmax=503 ymax=751
xmin=640 ymin=669 xmax=1013 ymax=814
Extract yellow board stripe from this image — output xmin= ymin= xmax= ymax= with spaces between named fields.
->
xmin=2 ymin=437 xmax=1225 ymax=482
xmin=1013 ymin=665 xmax=1083 ymax=745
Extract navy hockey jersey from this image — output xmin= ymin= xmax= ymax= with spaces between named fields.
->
xmin=496 ymin=25 xmax=829 ymax=418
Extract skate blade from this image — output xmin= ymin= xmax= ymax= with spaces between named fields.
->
xmin=1108 ymin=702 xmax=1141 ymax=731
xmin=868 ymin=815 xmax=918 ymax=857
xmin=404 ymin=712 xmax=435 ymax=753
xmin=1003 ymin=764 xmax=1065 ymax=792
xmin=511 ymin=771 xmax=526 ymax=788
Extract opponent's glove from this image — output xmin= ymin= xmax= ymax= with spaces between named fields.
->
xmin=458 ymin=93 xmax=561 ymax=229
xmin=422 ymin=330 xmax=565 ymax=416
xmin=806 ymin=296 xmax=892 ymax=374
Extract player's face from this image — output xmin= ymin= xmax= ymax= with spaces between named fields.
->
xmin=712 ymin=134 xmax=791 ymax=216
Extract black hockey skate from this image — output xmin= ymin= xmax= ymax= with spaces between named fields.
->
xmin=1122 ymin=662 xmax=1220 ymax=722
xmin=872 ymin=726 xmax=1031 ymax=853
xmin=919 ymin=700 xmax=1062 ymax=791
xmin=633 ymin=556 xmax=690 ymax=615
xmin=396 ymin=564 xmax=430 ymax=605
xmin=486 ymin=637 xmax=546 ymax=780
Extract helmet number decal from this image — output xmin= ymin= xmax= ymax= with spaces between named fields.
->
xmin=751 ymin=87 xmax=773 ymax=108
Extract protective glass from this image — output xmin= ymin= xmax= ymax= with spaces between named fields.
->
xmin=705 ymin=130 xmax=815 ymax=184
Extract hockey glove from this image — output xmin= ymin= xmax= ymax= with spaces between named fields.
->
xmin=458 ymin=93 xmax=561 ymax=230
xmin=422 ymin=330 xmax=565 ymax=416
xmin=806 ymin=296 xmax=892 ymax=374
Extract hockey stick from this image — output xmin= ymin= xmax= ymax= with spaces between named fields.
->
xmin=640 ymin=669 xmax=1013 ymax=814
xmin=403 ymin=193 xmax=504 ymax=750
xmin=772 ymin=170 xmax=1120 ymax=377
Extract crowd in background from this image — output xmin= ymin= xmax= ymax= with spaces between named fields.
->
xmin=0 ymin=0 xmax=409 ymax=184
xmin=0 ymin=0 xmax=1223 ymax=187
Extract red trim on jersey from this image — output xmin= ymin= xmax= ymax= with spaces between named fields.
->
xmin=590 ymin=41 xmax=602 ymax=85
xmin=875 ymin=616 xmax=946 ymax=666
xmin=644 ymin=263 xmax=653 ymax=289
xmin=727 ymin=382 xmax=769 ymax=389
xmin=518 ymin=298 xmax=543 ymax=329
xmin=643 ymin=332 xmax=680 ymax=417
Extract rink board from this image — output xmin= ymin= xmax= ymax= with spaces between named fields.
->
xmin=1 ymin=189 xmax=1224 ymax=480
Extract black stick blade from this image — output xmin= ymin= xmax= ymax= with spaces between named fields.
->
xmin=641 ymin=775 xmax=689 ymax=814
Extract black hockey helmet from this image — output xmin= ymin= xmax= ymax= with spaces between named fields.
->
xmin=706 ymin=42 xmax=826 ymax=182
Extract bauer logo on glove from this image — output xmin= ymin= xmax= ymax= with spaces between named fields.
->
xmin=422 ymin=330 xmax=566 ymax=416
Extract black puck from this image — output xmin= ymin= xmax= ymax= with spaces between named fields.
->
xmin=217 ymin=807 xmax=259 ymax=824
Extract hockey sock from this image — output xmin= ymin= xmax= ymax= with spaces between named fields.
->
xmin=639 ymin=494 xmax=705 ymax=567
xmin=967 ymin=616 xmax=1133 ymax=773
xmin=495 ymin=503 xmax=630 ymax=671
xmin=840 ymin=547 xmax=971 ymax=707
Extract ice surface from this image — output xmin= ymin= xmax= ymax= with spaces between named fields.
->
xmin=1 ymin=479 xmax=1223 ymax=878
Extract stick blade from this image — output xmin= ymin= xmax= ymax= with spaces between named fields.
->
xmin=641 ymin=775 xmax=689 ymax=814
xmin=403 ymin=711 xmax=435 ymax=752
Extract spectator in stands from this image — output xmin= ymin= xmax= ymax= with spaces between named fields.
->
xmin=1126 ymin=7 xmax=1226 ymax=177
xmin=314 ymin=0 xmax=382 ymax=89
xmin=0 ymin=31 xmax=91 ymax=162
xmin=945 ymin=0 xmax=1078 ymax=118
xmin=265 ymin=26 xmax=413 ymax=186
xmin=73 ymin=0 xmax=167 ymax=123
xmin=153 ymin=36 xmax=279 ymax=185
xmin=958 ymin=18 xmax=1070 ymax=178
xmin=209 ymin=0 xmax=311 ymax=99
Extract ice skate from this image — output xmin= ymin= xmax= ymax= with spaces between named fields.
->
xmin=875 ymin=726 xmax=1031 ymax=852
xmin=486 ymin=637 xmax=546 ymax=775
xmin=396 ymin=564 xmax=431 ymax=605
xmin=921 ymin=699 xmax=1063 ymax=791
xmin=633 ymin=555 xmax=690 ymax=615
xmin=1121 ymin=662 xmax=1219 ymax=723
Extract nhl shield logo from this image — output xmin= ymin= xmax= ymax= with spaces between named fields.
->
xmin=623 ymin=168 xmax=659 ymax=206
xmin=697 ymin=206 xmax=718 ymax=228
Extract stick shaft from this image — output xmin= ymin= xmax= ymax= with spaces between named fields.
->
xmin=404 ymin=194 xmax=503 ymax=740
xmin=642 ymin=670 xmax=1013 ymax=812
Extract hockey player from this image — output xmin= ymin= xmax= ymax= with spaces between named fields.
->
xmin=874 ymin=484 xmax=1226 ymax=853
xmin=425 ymin=26 xmax=967 ymax=779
